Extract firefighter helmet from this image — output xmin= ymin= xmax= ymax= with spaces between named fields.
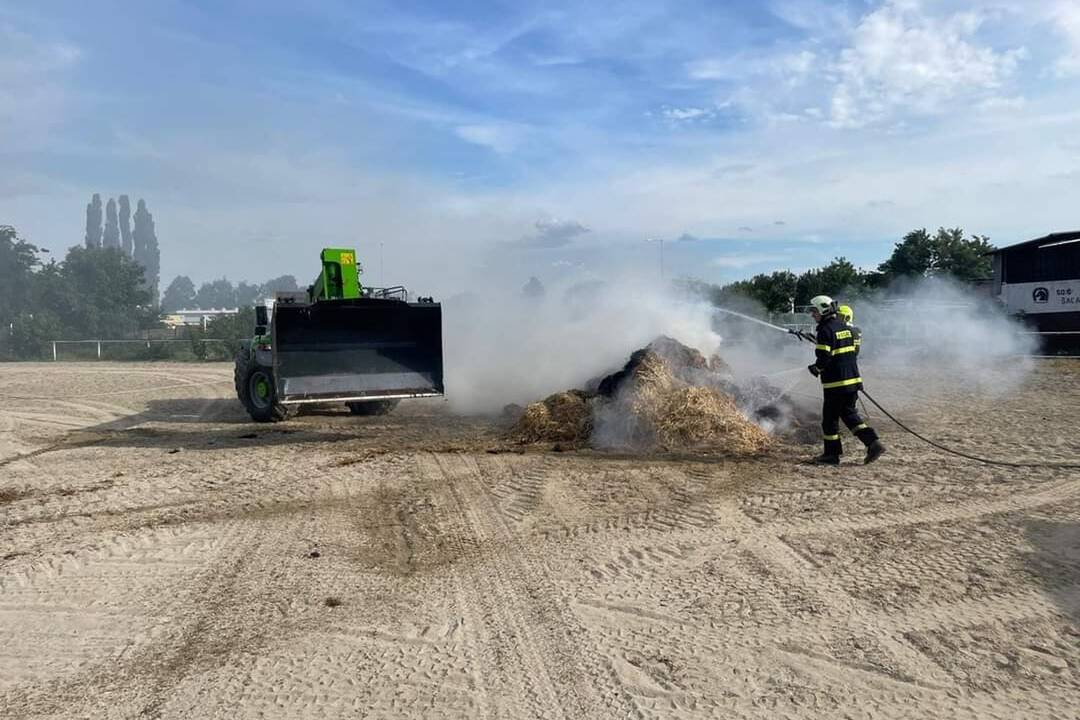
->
xmin=809 ymin=295 xmax=836 ymax=315
xmin=837 ymin=304 xmax=854 ymax=323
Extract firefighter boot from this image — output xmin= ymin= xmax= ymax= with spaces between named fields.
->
xmin=864 ymin=440 xmax=886 ymax=465
xmin=816 ymin=435 xmax=843 ymax=465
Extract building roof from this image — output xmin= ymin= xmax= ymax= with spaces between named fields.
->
xmin=987 ymin=230 xmax=1080 ymax=255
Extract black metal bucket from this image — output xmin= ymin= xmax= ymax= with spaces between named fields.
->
xmin=272 ymin=298 xmax=444 ymax=404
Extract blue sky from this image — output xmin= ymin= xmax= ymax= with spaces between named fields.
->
xmin=2 ymin=0 xmax=1080 ymax=294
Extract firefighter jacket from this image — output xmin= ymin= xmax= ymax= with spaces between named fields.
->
xmin=812 ymin=315 xmax=862 ymax=394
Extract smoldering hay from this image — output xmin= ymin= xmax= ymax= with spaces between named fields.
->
xmin=508 ymin=336 xmax=813 ymax=454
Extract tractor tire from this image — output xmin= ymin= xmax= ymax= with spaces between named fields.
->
xmin=235 ymin=347 xmax=292 ymax=423
xmin=346 ymin=399 xmax=399 ymax=416
xmin=233 ymin=345 xmax=251 ymax=401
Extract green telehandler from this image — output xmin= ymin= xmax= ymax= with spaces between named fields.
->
xmin=234 ymin=248 xmax=444 ymax=422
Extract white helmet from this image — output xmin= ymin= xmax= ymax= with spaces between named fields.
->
xmin=809 ymin=295 xmax=836 ymax=315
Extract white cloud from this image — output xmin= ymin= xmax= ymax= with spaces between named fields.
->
xmin=828 ymin=1 xmax=1025 ymax=127
xmin=0 ymin=25 xmax=82 ymax=144
xmin=712 ymin=253 xmax=792 ymax=269
xmin=687 ymin=57 xmax=739 ymax=81
xmin=777 ymin=49 xmax=817 ymax=80
xmin=454 ymin=123 xmax=524 ymax=154
xmin=977 ymin=95 xmax=1026 ymax=112
xmin=687 ymin=49 xmax=816 ymax=85
xmin=768 ymin=0 xmax=857 ymax=39
xmin=6 ymin=1 xmax=1080 ymax=298
xmin=693 ymin=2 xmax=1034 ymax=130
xmin=661 ymin=106 xmax=714 ymax=122
xmin=1051 ymin=0 xmax=1080 ymax=75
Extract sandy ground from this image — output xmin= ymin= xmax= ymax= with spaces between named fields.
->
xmin=1 ymin=360 xmax=1078 ymax=719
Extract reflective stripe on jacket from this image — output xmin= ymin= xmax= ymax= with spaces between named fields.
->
xmin=812 ymin=315 xmax=862 ymax=394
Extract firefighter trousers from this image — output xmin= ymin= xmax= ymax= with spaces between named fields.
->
xmin=821 ymin=391 xmax=878 ymax=457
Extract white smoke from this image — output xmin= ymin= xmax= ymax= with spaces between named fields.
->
xmin=848 ymin=277 xmax=1036 ymax=395
xmin=709 ymin=276 xmax=1038 ymax=421
xmin=440 ymin=271 xmax=1037 ymax=437
xmin=442 ymin=278 xmax=721 ymax=414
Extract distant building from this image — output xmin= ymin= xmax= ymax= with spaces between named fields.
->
xmin=988 ymin=230 xmax=1080 ymax=340
xmin=162 ymin=308 xmax=239 ymax=329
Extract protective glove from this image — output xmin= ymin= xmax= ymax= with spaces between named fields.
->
xmin=788 ymin=329 xmax=817 ymax=343
xmin=807 ymin=364 xmax=821 ymax=378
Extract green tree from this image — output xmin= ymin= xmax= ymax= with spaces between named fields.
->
xmin=0 ymin=225 xmax=42 ymax=327
xmin=261 ymin=274 xmax=298 ymax=295
xmin=878 ymin=229 xmax=934 ymax=277
xmin=103 ymin=197 xmax=120 ymax=249
xmin=84 ymin=193 xmax=103 ymax=249
xmin=204 ymin=307 xmax=255 ymax=357
xmin=118 ymin=195 xmax=133 ymax=256
xmin=795 ymin=257 xmax=865 ymax=306
xmin=674 ymin=273 xmax=793 ymax=315
xmin=132 ymin=199 xmax=160 ymax=303
xmin=3 ymin=244 xmax=152 ymax=358
xmin=161 ymin=275 xmax=196 ymax=312
xmin=205 ymin=306 xmax=255 ymax=338
xmin=235 ymin=281 xmax=262 ymax=308
xmin=10 ymin=309 xmax=65 ymax=359
xmin=746 ymin=270 xmax=798 ymax=313
xmin=933 ymin=228 xmax=994 ymax=280
xmin=195 ymin=278 xmax=237 ymax=309
xmin=58 ymin=247 xmax=153 ymax=339
xmin=708 ymin=279 xmax=752 ymax=307
xmin=879 ymin=227 xmax=993 ymax=281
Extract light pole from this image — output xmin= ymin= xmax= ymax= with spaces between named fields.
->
xmin=645 ymin=237 xmax=665 ymax=283
xmin=380 ymin=241 xmax=384 ymax=288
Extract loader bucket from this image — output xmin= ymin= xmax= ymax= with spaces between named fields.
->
xmin=272 ymin=298 xmax=444 ymax=405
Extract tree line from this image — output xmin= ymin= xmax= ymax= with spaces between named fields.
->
xmin=682 ymin=227 xmax=994 ymax=314
xmin=1 ymin=225 xmax=298 ymax=359
xmin=1 ymin=225 xmax=155 ymax=358
xmin=2 ymin=221 xmax=996 ymax=359
xmin=160 ymin=274 xmax=301 ymax=312
xmin=84 ymin=193 xmax=160 ymax=302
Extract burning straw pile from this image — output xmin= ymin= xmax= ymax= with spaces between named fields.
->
xmin=508 ymin=336 xmax=775 ymax=454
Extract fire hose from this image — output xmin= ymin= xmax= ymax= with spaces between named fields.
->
xmin=717 ymin=311 xmax=1079 ymax=468
xmin=856 ymin=387 xmax=1080 ymax=470
xmin=780 ymin=328 xmax=1080 ymax=469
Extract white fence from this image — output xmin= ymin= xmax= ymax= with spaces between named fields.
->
xmin=50 ymin=338 xmax=233 ymax=361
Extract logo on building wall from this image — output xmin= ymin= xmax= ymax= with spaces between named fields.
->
xmin=1032 ymin=287 xmax=1050 ymax=304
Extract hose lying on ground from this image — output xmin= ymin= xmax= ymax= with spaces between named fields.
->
xmin=776 ymin=327 xmax=1079 ymax=468
xmin=858 ymin=387 xmax=1080 ymax=470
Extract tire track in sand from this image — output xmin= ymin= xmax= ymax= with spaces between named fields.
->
xmin=421 ymin=452 xmax=644 ymax=720
xmin=0 ymin=371 xmax=237 ymax=471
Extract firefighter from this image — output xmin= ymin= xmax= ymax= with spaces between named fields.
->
xmin=837 ymin=304 xmax=861 ymax=356
xmin=807 ymin=296 xmax=885 ymax=465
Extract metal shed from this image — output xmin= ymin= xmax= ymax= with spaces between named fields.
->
xmin=989 ymin=231 xmax=1080 ymax=335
